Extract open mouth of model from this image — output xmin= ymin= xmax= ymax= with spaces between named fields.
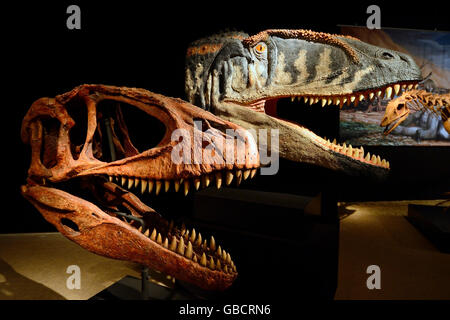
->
xmin=243 ymin=81 xmax=420 ymax=169
xmin=51 ymin=169 xmax=253 ymax=277
xmin=105 ymin=171 xmax=251 ymax=274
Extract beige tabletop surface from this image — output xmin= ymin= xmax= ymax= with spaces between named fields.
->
xmin=0 ymin=232 xmax=173 ymax=300
xmin=335 ymin=199 xmax=450 ymax=300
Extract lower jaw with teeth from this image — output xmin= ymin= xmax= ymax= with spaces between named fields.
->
xmin=260 ymin=114 xmax=390 ymax=169
xmin=123 ymin=215 xmax=238 ymax=289
xmin=23 ymin=181 xmax=238 ymax=291
xmin=288 ymin=125 xmax=390 ymax=168
xmin=317 ymin=138 xmax=389 ymax=169
xmin=102 ymin=170 xmax=249 ymax=290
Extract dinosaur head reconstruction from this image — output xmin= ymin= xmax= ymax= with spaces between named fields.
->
xmin=185 ymin=29 xmax=423 ymax=177
xmin=20 ymin=84 xmax=259 ymax=291
xmin=381 ymin=89 xmax=450 ymax=135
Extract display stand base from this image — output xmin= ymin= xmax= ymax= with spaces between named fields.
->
xmin=407 ymin=204 xmax=450 ymax=253
xmin=89 ymin=275 xmax=196 ymax=300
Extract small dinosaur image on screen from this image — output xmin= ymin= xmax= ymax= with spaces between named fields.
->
xmin=339 ymin=26 xmax=450 ymax=146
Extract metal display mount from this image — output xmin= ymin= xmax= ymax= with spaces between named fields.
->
xmin=103 ymin=112 xmax=154 ymax=300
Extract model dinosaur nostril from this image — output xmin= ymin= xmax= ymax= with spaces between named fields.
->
xmin=382 ymin=52 xmax=395 ymax=59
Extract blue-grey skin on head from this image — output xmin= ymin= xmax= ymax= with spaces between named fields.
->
xmin=185 ymin=30 xmax=422 ymax=179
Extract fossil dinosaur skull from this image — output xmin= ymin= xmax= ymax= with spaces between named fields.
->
xmin=20 ymin=84 xmax=259 ymax=291
xmin=380 ymin=93 xmax=413 ymax=134
xmin=381 ymin=89 xmax=450 ymax=135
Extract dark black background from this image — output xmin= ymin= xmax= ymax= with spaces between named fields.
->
xmin=4 ymin=1 xmax=449 ymax=233
xmin=0 ymin=0 xmax=449 ymax=305
xmin=0 ymin=1 xmax=446 ymax=233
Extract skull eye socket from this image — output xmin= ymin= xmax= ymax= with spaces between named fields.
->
xmin=397 ymin=103 xmax=405 ymax=111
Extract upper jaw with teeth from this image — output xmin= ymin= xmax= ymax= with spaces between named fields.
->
xmin=109 ymin=167 xmax=258 ymax=196
xmin=253 ymin=81 xmax=419 ymax=109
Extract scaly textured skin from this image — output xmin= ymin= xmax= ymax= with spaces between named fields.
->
xmin=381 ymin=89 xmax=450 ymax=135
xmin=21 ymin=84 xmax=259 ymax=291
xmin=185 ymin=29 xmax=423 ymax=178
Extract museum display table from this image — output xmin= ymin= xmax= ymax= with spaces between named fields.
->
xmin=0 ymin=232 xmax=173 ymax=300
xmin=335 ymin=199 xmax=450 ymax=300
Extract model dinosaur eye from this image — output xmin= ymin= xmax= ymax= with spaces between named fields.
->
xmin=254 ymin=42 xmax=267 ymax=54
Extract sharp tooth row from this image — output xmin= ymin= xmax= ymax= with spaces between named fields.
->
xmin=289 ymin=82 xmax=419 ymax=108
xmin=108 ymin=168 xmax=258 ymax=196
xmin=197 ymin=252 xmax=235 ymax=273
xmin=318 ymin=139 xmax=389 ymax=168
xmin=297 ymin=128 xmax=391 ymax=169
xmin=109 ymin=176 xmax=182 ymax=195
xmin=175 ymin=225 xmax=236 ymax=273
xmin=137 ymin=226 xmax=168 ymax=246
xmin=137 ymin=221 xmax=236 ymax=274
